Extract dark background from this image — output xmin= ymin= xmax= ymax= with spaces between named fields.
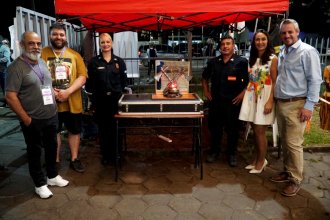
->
xmin=1 ymin=0 xmax=329 ymax=41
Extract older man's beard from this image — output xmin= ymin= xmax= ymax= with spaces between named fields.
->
xmin=22 ymin=50 xmax=40 ymax=61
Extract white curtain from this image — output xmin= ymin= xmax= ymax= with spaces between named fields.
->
xmin=113 ymin=31 xmax=139 ymax=78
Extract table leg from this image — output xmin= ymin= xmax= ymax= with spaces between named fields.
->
xmin=115 ymin=119 xmax=119 ymax=181
xmin=198 ymin=118 xmax=203 ymax=179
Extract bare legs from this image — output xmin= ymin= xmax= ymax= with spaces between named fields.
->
xmin=56 ymin=132 xmax=80 ymax=162
xmin=251 ymin=124 xmax=268 ymax=170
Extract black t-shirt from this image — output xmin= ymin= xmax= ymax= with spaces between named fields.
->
xmin=202 ymin=54 xmax=249 ymax=100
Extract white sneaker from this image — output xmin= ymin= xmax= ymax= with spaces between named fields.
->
xmin=47 ymin=175 xmax=69 ymax=187
xmin=35 ymin=185 xmax=53 ymax=199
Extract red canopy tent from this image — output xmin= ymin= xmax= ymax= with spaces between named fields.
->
xmin=54 ymin=0 xmax=289 ymax=32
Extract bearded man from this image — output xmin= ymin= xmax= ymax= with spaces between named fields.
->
xmin=41 ymin=23 xmax=88 ymax=173
xmin=5 ymin=31 xmax=69 ymax=199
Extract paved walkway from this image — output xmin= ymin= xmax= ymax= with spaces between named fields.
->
xmin=0 ymin=96 xmax=330 ymax=219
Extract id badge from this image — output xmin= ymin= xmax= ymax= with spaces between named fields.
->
xmin=41 ymin=85 xmax=54 ymax=105
xmin=55 ymin=65 xmax=67 ymax=80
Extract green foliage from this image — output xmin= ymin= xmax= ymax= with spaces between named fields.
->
xmin=303 ymin=107 xmax=330 ymax=146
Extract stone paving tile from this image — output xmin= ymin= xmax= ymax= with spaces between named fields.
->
xmin=115 ymin=197 xmax=148 ymax=217
xmin=142 ymin=193 xmax=174 ymax=206
xmin=25 ymin=209 xmax=61 ymax=220
xmin=198 ymin=202 xmax=234 ymax=220
xmin=168 ymin=196 xmax=201 ymax=214
xmin=192 ymin=186 xmax=225 ymax=202
xmin=222 ymin=194 xmax=256 ymax=210
xmin=307 ymin=197 xmax=330 ymax=216
xmin=322 ymin=154 xmax=330 ymax=164
xmin=174 ymin=213 xmax=206 ymax=220
xmin=274 ymin=193 xmax=308 ymax=209
xmin=291 ymin=207 xmax=328 ymax=220
xmin=1 ymin=136 xmax=330 ymax=219
xmin=255 ymin=200 xmax=290 ymax=219
xmin=118 ymin=184 xmax=148 ymax=197
xmin=300 ymin=182 xmax=326 ymax=198
xmin=89 ymin=194 xmax=122 ymax=208
xmin=143 ymin=176 xmax=172 ymax=191
xmin=216 ymin=182 xmax=245 ymax=194
xmin=232 ymin=209 xmax=268 ymax=220
xmin=2 ymin=200 xmax=39 ymax=219
xmin=65 ymin=186 xmax=91 ymax=201
xmin=142 ymin=204 xmax=177 ymax=220
xmin=121 ymin=171 xmax=147 ymax=184
xmin=245 ymin=184 xmax=277 ymax=201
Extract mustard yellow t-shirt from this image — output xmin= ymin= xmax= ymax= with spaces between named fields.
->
xmin=41 ymin=46 xmax=88 ymax=113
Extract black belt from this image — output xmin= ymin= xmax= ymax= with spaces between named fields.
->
xmin=276 ymin=97 xmax=306 ymax=102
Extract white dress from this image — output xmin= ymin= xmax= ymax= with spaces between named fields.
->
xmin=239 ymin=55 xmax=276 ymax=125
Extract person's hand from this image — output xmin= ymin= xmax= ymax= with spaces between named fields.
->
xmin=204 ymin=90 xmax=212 ymax=101
xmin=264 ymin=100 xmax=273 ymax=114
xmin=232 ymin=90 xmax=245 ymax=105
xmin=23 ymin=117 xmax=32 ymax=127
xmin=299 ymin=108 xmax=312 ymax=122
xmin=55 ymin=89 xmax=70 ymax=102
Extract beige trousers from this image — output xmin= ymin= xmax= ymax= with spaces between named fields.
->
xmin=276 ymin=100 xmax=306 ymax=184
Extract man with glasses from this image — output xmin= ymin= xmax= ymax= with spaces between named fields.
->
xmin=5 ymin=31 xmax=69 ymax=199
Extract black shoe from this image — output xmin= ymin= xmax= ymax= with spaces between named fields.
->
xmin=206 ymin=153 xmax=219 ymax=163
xmin=228 ymin=155 xmax=237 ymax=167
xmin=70 ymin=159 xmax=85 ymax=173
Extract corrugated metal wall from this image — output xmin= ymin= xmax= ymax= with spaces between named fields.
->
xmin=13 ymin=6 xmax=84 ymax=59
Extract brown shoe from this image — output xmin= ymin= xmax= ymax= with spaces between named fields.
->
xmin=269 ymin=172 xmax=289 ymax=183
xmin=281 ymin=182 xmax=301 ymax=197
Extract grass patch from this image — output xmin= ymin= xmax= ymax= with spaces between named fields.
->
xmin=303 ymin=106 xmax=330 ymax=146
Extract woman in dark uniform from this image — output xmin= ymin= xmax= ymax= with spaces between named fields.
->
xmin=86 ymin=33 xmax=127 ymax=165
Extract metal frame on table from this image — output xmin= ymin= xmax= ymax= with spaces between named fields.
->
xmin=114 ymin=113 xmax=204 ymax=182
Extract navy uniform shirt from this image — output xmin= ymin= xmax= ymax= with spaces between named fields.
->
xmin=86 ymin=53 xmax=127 ymax=95
xmin=202 ymin=54 xmax=249 ymax=100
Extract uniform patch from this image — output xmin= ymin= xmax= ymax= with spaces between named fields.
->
xmin=228 ymin=76 xmax=236 ymax=81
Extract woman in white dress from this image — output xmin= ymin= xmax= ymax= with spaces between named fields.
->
xmin=239 ymin=29 xmax=278 ymax=174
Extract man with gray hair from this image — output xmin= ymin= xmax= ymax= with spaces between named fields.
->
xmin=271 ymin=19 xmax=322 ymax=196
xmin=5 ymin=31 xmax=69 ymax=199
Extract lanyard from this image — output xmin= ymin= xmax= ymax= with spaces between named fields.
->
xmin=22 ymin=56 xmax=44 ymax=84
xmin=51 ymin=46 xmax=66 ymax=62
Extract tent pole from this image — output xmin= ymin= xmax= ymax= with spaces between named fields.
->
xmin=202 ymin=26 xmax=204 ymax=43
xmin=92 ymin=25 xmax=97 ymax=56
xmin=187 ymin=29 xmax=192 ymax=76
xmin=254 ymin=18 xmax=259 ymax=33
xmin=267 ymin=17 xmax=272 ymax=32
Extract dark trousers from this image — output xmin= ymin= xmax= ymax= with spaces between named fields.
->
xmin=20 ymin=115 xmax=58 ymax=187
xmin=95 ymin=92 xmax=122 ymax=161
xmin=148 ymin=60 xmax=156 ymax=76
xmin=208 ymin=98 xmax=241 ymax=156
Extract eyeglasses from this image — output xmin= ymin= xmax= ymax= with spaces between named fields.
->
xmin=27 ymin=41 xmax=42 ymax=47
